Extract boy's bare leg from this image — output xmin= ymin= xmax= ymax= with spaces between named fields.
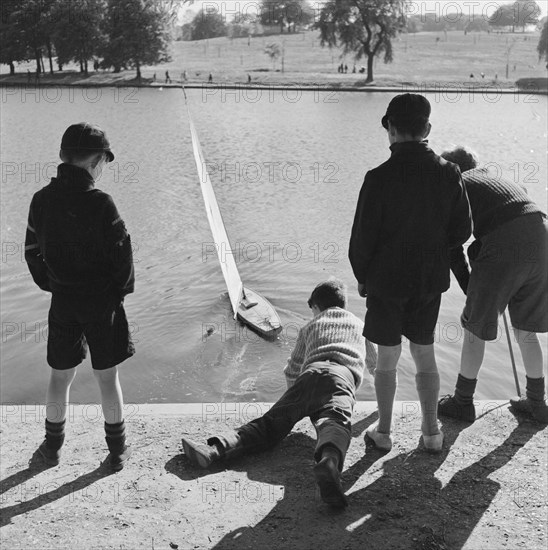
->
xmin=460 ymin=329 xmax=485 ymax=380
xmin=374 ymin=344 xmax=400 ymax=434
xmin=410 ymin=343 xmax=441 ymax=437
xmin=94 ymin=366 xmax=131 ymax=469
xmin=94 ymin=366 xmax=124 ymax=424
xmin=46 ymin=367 xmax=77 ymax=422
xmin=514 ymin=329 xmax=543 ymax=378
xmin=39 ymin=367 xmax=76 ymax=464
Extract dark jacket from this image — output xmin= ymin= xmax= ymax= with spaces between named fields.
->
xmin=349 ymin=141 xmax=472 ymax=298
xmin=25 ymin=163 xmax=134 ymax=297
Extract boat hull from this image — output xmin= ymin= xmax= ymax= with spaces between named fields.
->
xmin=236 ymin=287 xmax=282 ymax=340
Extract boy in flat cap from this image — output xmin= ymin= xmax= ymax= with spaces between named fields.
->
xmin=25 ymin=122 xmax=135 ymax=470
xmin=182 ymin=279 xmax=377 ymax=509
xmin=349 ymin=94 xmax=472 ymax=452
xmin=440 ymin=146 xmax=548 ymax=423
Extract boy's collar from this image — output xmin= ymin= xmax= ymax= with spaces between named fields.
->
xmin=55 ymin=163 xmax=95 ymax=190
xmin=389 ymin=140 xmax=430 ymax=154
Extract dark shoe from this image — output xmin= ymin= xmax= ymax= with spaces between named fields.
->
xmin=510 ymin=396 xmax=548 ymax=423
xmin=313 ymin=457 xmax=348 ymax=508
xmin=182 ymin=437 xmax=221 ymax=468
xmin=438 ymin=394 xmax=476 ymax=422
xmin=38 ymin=440 xmax=61 ymax=466
xmin=108 ymin=445 xmax=132 ymax=472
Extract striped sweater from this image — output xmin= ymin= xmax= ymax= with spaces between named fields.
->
xmin=283 ymin=307 xmax=367 ymax=388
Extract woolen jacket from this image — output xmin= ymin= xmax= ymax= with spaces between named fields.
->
xmin=25 ymin=163 xmax=134 ymax=297
xmin=349 ymin=141 xmax=472 ymax=298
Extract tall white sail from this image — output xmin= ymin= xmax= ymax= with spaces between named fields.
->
xmin=185 ymin=97 xmax=244 ymax=317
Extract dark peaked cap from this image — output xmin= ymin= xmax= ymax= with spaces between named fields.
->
xmin=381 ymin=93 xmax=431 ymax=129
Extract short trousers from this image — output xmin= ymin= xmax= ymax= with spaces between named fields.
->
xmin=47 ymin=291 xmax=135 ymax=370
xmin=462 ymin=213 xmax=548 ymax=341
xmin=364 ymin=292 xmax=442 ymax=346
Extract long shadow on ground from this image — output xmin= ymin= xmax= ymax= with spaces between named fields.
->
xmin=166 ymin=410 xmax=544 ymax=550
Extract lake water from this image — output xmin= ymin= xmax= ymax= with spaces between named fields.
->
xmin=1 ymin=86 xmax=547 ymax=405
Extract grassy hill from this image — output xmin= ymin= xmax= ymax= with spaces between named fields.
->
xmin=2 ymin=29 xmax=546 ymax=89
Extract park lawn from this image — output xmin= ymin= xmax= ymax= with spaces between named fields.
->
xmin=1 ymin=29 xmax=546 ymax=88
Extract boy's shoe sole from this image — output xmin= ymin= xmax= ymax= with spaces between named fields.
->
xmin=313 ymin=457 xmax=348 ymax=509
xmin=181 ymin=437 xmax=219 ymax=468
xmin=38 ymin=441 xmax=61 ymax=466
xmin=509 ymin=397 xmax=548 ymax=424
xmin=365 ymin=424 xmax=393 ymax=452
xmin=438 ymin=395 xmax=476 ymax=423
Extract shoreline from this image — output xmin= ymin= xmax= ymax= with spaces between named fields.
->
xmin=1 ymin=401 xmax=546 ymax=550
xmin=1 ymin=74 xmax=547 ymax=95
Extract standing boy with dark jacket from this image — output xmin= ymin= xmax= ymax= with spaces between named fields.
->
xmin=349 ymin=94 xmax=472 ymax=452
xmin=25 ymin=122 xmax=135 ymax=470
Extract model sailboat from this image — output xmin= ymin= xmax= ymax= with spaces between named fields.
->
xmin=183 ymin=90 xmax=282 ymax=340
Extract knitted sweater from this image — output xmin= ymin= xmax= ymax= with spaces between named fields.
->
xmin=449 ymin=167 xmax=546 ymax=293
xmin=283 ymin=307 xmax=366 ymax=388
xmin=463 ymin=167 xmax=544 ymax=239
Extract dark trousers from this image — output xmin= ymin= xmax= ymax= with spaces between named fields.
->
xmin=213 ymin=362 xmax=356 ymax=469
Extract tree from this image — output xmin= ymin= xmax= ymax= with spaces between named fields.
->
xmin=51 ymin=0 xmax=106 ymax=75
xmin=260 ymin=0 xmax=313 ymax=34
xmin=538 ymin=21 xmax=548 ymax=63
xmin=264 ymin=42 xmax=281 ymax=69
xmin=315 ymin=0 xmax=407 ymax=83
xmin=489 ymin=1 xmax=540 ymax=33
xmin=0 ymin=0 xmax=29 ymax=74
xmin=9 ymin=0 xmax=57 ymax=74
xmin=190 ymin=11 xmax=226 ymax=40
xmin=102 ymin=0 xmax=171 ymax=78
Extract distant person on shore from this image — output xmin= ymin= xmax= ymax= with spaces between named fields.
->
xmin=152 ymin=73 xmax=156 ymax=82
xmin=349 ymin=94 xmax=472 ymax=453
xmin=25 ymin=123 xmax=135 ymax=470
xmin=165 ymin=70 xmax=171 ymax=84
xmin=439 ymin=146 xmax=548 ymax=424
xmin=208 ymin=73 xmax=213 ymax=83
xmin=182 ymin=280 xmax=377 ymax=508
xmin=247 ymin=73 xmax=251 ymax=83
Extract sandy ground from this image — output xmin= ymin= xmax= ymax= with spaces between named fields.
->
xmin=0 ymin=401 xmax=547 ymax=550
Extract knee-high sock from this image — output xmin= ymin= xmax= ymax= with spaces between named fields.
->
xmin=375 ymin=369 xmax=397 ymax=434
xmin=416 ymin=372 xmax=440 ymax=436
xmin=526 ymin=376 xmax=546 ymax=402
xmin=454 ymin=374 xmax=477 ymax=405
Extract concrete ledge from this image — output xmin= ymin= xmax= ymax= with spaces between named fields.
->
xmin=1 ymin=401 xmax=546 ymax=550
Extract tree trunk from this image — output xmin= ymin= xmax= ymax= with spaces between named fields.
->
xmin=40 ymin=54 xmax=45 ymax=74
xmin=35 ymin=48 xmax=42 ymax=73
xmin=84 ymin=59 xmax=88 ymax=76
xmin=136 ymin=63 xmax=141 ymax=79
xmin=9 ymin=62 xmax=15 ymax=75
xmin=80 ymin=59 xmax=84 ymax=72
xmin=46 ymin=39 xmax=54 ymax=74
xmin=366 ymin=54 xmax=374 ymax=83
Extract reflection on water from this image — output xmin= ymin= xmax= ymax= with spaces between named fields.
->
xmin=1 ymin=87 xmax=546 ymax=403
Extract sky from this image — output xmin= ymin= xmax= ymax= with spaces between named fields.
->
xmin=174 ymin=0 xmax=548 ymax=23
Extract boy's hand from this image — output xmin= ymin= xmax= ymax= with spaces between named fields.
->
xmin=358 ymin=283 xmax=367 ymax=298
